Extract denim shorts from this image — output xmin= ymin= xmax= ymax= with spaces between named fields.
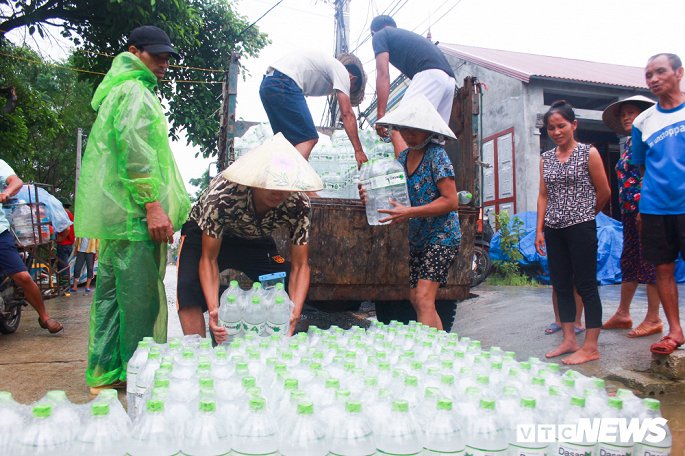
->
xmin=0 ymin=230 xmax=27 ymax=275
xmin=259 ymin=71 xmax=319 ymax=145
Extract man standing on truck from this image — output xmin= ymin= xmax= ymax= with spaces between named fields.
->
xmin=259 ymin=50 xmax=369 ymax=168
xmin=176 ymin=134 xmax=322 ymax=342
xmin=75 ymin=26 xmax=190 ymax=393
xmin=370 ymin=15 xmax=457 ymax=156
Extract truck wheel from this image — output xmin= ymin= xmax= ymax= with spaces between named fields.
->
xmin=470 ymin=246 xmax=492 ymax=288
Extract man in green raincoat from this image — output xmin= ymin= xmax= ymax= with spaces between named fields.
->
xmin=75 ymin=26 xmax=190 ymax=393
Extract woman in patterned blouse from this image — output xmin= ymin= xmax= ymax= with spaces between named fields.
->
xmin=601 ymin=95 xmax=663 ymax=337
xmin=535 ymin=100 xmax=611 ymax=365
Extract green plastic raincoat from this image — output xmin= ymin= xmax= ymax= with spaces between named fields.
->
xmin=75 ymin=52 xmax=190 ymax=387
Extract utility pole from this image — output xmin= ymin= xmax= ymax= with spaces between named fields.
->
xmin=217 ymin=52 xmax=241 ymax=171
xmin=75 ymin=128 xmax=83 ymax=196
xmin=326 ymin=0 xmax=350 ymax=128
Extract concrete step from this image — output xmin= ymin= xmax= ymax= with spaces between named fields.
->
xmin=651 ymin=349 xmax=685 ymax=381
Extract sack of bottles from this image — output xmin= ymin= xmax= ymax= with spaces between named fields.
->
xmin=0 ymin=322 xmax=672 ymax=455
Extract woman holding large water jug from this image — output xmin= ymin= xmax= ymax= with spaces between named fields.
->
xmin=360 ymin=95 xmax=460 ymax=330
xmin=176 ymin=134 xmax=323 ymax=343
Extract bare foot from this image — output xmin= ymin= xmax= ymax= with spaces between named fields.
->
xmin=562 ymin=347 xmax=600 ymax=365
xmin=545 ymin=341 xmax=580 ymax=358
xmin=602 ymin=313 xmax=633 ymax=330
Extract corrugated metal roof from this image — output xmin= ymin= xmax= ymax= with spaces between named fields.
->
xmin=439 ymin=43 xmax=647 ymax=89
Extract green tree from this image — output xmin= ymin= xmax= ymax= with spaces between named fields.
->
xmin=0 ymin=43 xmax=96 ymax=199
xmin=1 ymin=0 xmax=269 ymax=157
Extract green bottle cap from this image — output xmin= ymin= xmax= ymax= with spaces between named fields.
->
xmin=168 ymin=339 xmax=181 ymax=349
xmin=479 ymin=399 xmax=496 ymax=411
xmin=147 ymin=400 xmax=164 ymax=413
xmin=592 ymin=378 xmax=606 ymax=389
xmin=532 ymin=377 xmax=545 ymax=386
xmin=230 ymin=280 xmax=239 ymax=288
xmin=441 ymin=360 xmax=454 ymax=369
xmin=297 ymin=401 xmax=314 ymax=415
xmin=563 ymin=378 xmax=576 ymax=388
xmin=199 ymin=377 xmax=214 ymax=389
xmin=252 ymin=282 xmax=262 ymax=290
xmin=199 ymin=400 xmax=216 ymax=413
xmin=616 ymin=388 xmax=632 ymax=398
xmin=393 ymin=400 xmax=409 ymax=412
xmin=441 ymin=374 xmax=455 ymax=386
xmin=519 ymin=361 xmax=532 ymax=371
xmin=98 ymin=389 xmax=118 ymax=400
xmin=252 ymin=296 xmax=260 ymax=305
xmin=643 ymin=398 xmax=661 ymax=411
xmin=521 ymin=397 xmax=536 ymax=409
xmin=0 ymin=391 xmax=13 ymax=402
xmin=284 ymin=378 xmax=299 ymax=390
xmin=325 ymin=378 xmax=341 ymax=389
xmin=477 ymin=375 xmax=490 ymax=385
xmin=147 ymin=351 xmax=161 ymax=360
xmin=46 ymin=390 xmax=68 ymax=402
xmin=336 ymin=389 xmax=351 ymax=400
xmin=404 ymin=375 xmax=418 ymax=387
xmin=275 ymin=296 xmax=285 ymax=305
xmin=364 ymin=377 xmax=378 ymax=387
xmin=33 ymin=404 xmax=52 ymax=418
xmin=227 ymin=295 xmax=237 ymax=304
xmin=249 ymin=397 xmax=266 ymax=411
xmin=346 ymin=401 xmax=362 ymax=413
xmin=571 ymin=396 xmax=586 ymax=408
xmin=608 ymin=397 xmax=623 ymax=410
xmin=424 ymin=387 xmax=441 ymax=399
xmin=547 ymin=363 xmax=560 ymax=373
xmin=92 ymin=402 xmax=110 ymax=416
xmin=548 ymin=386 xmax=561 ymax=397
xmin=242 ymin=376 xmax=257 ymax=389
xmin=437 ymin=399 xmax=453 ymax=411
xmin=154 ymin=378 xmax=170 ymax=388
xmin=502 ymin=386 xmax=518 ymax=397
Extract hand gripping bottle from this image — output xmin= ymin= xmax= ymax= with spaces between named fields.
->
xmin=218 ymin=293 xmax=243 ymax=340
xmin=364 ymin=157 xmax=411 ymax=225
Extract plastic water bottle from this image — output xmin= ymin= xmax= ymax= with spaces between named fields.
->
xmin=128 ymin=399 xmax=177 ymax=456
xmin=0 ymin=392 xmax=25 ymax=453
xmin=595 ymin=397 xmax=633 ymax=455
xmin=219 ymin=293 xmax=243 ymax=340
xmin=182 ymin=399 xmax=231 ymax=456
xmin=42 ymin=390 xmax=80 ymax=443
xmin=126 ymin=340 xmax=150 ymax=417
xmin=91 ymin=389 xmax=131 ymax=433
xmin=232 ymin=397 xmax=278 ymax=456
xmin=243 ymin=295 xmax=266 ymax=336
xmin=72 ymin=402 xmax=127 ymax=456
xmin=18 ymin=404 xmax=69 ymax=455
xmin=465 ymin=399 xmax=507 ymax=455
xmin=634 ymin=398 xmax=671 ymax=456
xmin=363 ymin=157 xmax=411 ymax=225
xmin=265 ymin=295 xmax=291 ymax=336
xmin=328 ymin=401 xmax=376 ymax=456
xmin=279 ymin=401 xmax=328 ymax=456
xmin=133 ymin=350 xmax=161 ymax=418
xmin=423 ymin=398 xmax=465 ymax=455
xmin=555 ymin=396 xmax=595 ymax=455
xmin=375 ymin=399 xmax=422 ymax=455
xmin=507 ymin=397 xmax=548 ymax=455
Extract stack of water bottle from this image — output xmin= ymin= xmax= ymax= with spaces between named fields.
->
xmin=216 ymin=280 xmax=295 ymax=339
xmin=0 ymin=322 xmax=672 ymax=455
xmin=8 ymin=202 xmax=51 ymax=246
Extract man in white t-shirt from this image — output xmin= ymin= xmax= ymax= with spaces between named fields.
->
xmin=0 ymin=159 xmax=62 ymax=333
xmin=259 ymin=50 xmax=369 ymax=167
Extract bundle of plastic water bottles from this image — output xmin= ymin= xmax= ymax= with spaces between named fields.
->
xmin=0 ymin=321 xmax=673 ymax=455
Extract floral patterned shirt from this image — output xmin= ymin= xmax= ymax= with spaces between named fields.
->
xmin=615 ymin=138 xmax=642 ymax=214
xmin=188 ymin=174 xmax=311 ymax=245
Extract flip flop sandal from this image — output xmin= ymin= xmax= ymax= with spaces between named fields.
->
xmin=89 ymin=380 xmax=127 ymax=395
xmin=545 ymin=322 xmax=562 ymax=335
xmin=628 ymin=323 xmax=663 ymax=338
xmin=38 ymin=318 xmax=63 ymax=334
xmin=602 ymin=318 xmax=633 ymax=330
xmin=650 ymin=336 xmax=684 ymax=355
xmin=574 ymin=326 xmax=585 ymax=335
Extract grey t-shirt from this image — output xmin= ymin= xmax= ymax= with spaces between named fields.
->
xmin=372 ymin=27 xmax=455 ymax=79
xmin=270 ymin=50 xmax=351 ymax=97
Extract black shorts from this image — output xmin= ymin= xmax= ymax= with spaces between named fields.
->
xmin=408 ymin=244 xmax=458 ymax=288
xmin=0 ymin=230 xmax=27 ymax=275
xmin=177 ymin=220 xmax=290 ymax=312
xmin=641 ymin=214 xmax=685 ymax=265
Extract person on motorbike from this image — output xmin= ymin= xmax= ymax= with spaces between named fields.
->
xmin=0 ymin=159 xmax=63 ymax=334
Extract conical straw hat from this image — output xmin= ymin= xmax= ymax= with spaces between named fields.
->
xmin=601 ymin=95 xmax=655 ymax=135
xmin=222 ymin=133 xmax=323 ymax=192
xmin=375 ymin=94 xmax=457 ymax=140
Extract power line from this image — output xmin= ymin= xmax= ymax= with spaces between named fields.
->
xmin=77 ymin=49 xmax=225 ymax=73
xmin=235 ymin=0 xmax=286 ymax=43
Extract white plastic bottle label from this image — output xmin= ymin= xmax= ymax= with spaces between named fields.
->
xmin=554 ymin=443 xmax=595 ymax=456
xmin=596 ymin=444 xmax=631 ymax=456
xmin=464 ymin=449 xmax=507 ymax=456
xmin=505 ymin=448 xmax=546 ymax=456
xmin=220 ymin=318 xmax=241 ymax=336
xmin=265 ymin=321 xmax=287 ymax=335
xmin=367 ymin=172 xmax=407 ymax=190
xmin=243 ymin=322 xmax=263 ymax=335
xmin=634 ymin=444 xmax=670 ymax=456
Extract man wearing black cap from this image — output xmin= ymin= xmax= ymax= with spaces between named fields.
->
xmin=370 ymin=15 xmax=456 ymax=156
xmin=75 ymin=25 xmax=190 ymax=393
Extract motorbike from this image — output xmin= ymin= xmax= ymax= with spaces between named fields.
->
xmin=471 ymin=208 xmax=493 ymax=287
xmin=0 ymin=245 xmax=28 ymax=334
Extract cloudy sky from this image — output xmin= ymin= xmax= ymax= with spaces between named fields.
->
xmin=7 ymin=0 xmax=685 ymax=190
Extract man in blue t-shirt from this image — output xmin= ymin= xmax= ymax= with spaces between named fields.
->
xmin=0 ymin=159 xmax=62 ymax=333
xmin=370 ymin=15 xmax=456 ymax=156
xmin=630 ymin=53 xmax=685 ymax=355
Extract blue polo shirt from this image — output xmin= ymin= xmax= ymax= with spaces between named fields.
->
xmin=631 ymin=101 xmax=685 ymax=214
xmin=0 ymin=160 xmax=16 ymax=234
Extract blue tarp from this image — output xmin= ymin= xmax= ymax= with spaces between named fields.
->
xmin=489 ymin=211 xmax=685 ymax=284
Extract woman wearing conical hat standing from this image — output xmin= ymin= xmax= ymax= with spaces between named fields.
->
xmin=176 ymin=134 xmax=323 ymax=342
xmin=601 ymin=95 xmax=663 ymax=337
xmin=363 ymin=95 xmax=460 ymax=330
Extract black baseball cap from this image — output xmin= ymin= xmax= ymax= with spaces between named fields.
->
xmin=127 ymin=26 xmax=179 ymax=59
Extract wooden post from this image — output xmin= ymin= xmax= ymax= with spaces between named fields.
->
xmin=75 ymin=128 xmax=82 ymax=196
xmin=217 ymin=52 xmax=240 ymax=171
